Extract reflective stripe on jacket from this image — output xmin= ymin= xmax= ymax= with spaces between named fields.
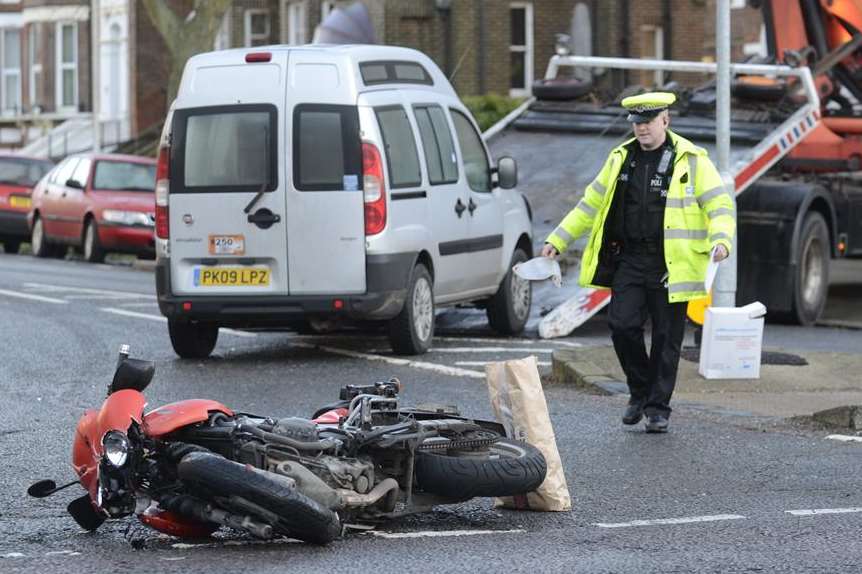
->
xmin=545 ymin=130 xmax=736 ymax=303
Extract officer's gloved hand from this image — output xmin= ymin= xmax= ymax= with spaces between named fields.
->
xmin=541 ymin=243 xmax=559 ymax=259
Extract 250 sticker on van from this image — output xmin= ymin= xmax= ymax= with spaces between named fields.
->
xmin=209 ymin=234 xmax=245 ymax=255
xmin=194 ymin=267 xmax=270 ymax=287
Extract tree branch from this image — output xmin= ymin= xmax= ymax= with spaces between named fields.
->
xmin=141 ymin=0 xmax=182 ymax=55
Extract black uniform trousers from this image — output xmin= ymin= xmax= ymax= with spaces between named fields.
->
xmin=607 ymin=245 xmax=687 ymax=418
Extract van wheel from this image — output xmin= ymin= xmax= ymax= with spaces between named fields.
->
xmin=83 ymin=220 xmax=105 ymax=263
xmin=487 ymin=248 xmax=532 ymax=335
xmin=168 ymin=319 xmax=219 ymax=359
xmin=2 ymin=239 xmax=21 ymax=254
xmin=389 ymin=264 xmax=434 ymax=355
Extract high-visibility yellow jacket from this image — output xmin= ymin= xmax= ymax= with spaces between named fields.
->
xmin=546 ymin=130 xmax=736 ymax=303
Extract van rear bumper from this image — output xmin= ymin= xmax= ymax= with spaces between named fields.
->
xmin=155 ymin=253 xmax=414 ymax=325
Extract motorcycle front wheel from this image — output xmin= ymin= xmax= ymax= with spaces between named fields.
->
xmin=414 ymin=437 xmax=547 ymax=499
xmin=176 ymin=451 xmax=341 ymax=544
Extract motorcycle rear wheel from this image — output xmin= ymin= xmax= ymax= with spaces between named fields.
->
xmin=176 ymin=451 xmax=340 ymax=544
xmin=414 ymin=437 xmax=547 ymax=499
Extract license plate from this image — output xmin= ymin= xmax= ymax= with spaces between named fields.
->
xmin=194 ymin=266 xmax=270 ymax=287
xmin=208 ymin=234 xmax=245 ymax=255
xmin=9 ymin=196 xmax=31 ymax=209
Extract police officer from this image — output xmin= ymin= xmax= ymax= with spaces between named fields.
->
xmin=541 ymin=92 xmax=735 ymax=433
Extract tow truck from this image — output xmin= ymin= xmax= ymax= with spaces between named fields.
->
xmin=489 ymin=0 xmax=862 ymax=334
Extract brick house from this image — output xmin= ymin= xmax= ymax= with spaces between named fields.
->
xmin=0 ymin=0 xmax=765 ymax=154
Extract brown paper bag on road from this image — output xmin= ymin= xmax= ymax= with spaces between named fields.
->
xmin=485 ymin=356 xmax=572 ymax=512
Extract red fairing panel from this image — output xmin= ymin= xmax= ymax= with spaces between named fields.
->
xmin=144 ymin=399 xmax=234 ymax=438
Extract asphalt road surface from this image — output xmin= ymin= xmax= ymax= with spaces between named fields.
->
xmin=1 ymin=254 xmax=861 ymax=574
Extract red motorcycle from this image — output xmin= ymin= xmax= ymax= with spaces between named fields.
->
xmin=30 ymin=346 xmax=547 ymax=544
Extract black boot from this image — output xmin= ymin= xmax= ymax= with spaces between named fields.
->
xmin=622 ymin=403 xmax=644 ymax=425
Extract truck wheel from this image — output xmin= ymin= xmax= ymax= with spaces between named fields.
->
xmin=168 ymin=319 xmax=219 ymax=359
xmin=2 ymin=239 xmax=21 ymax=254
xmin=388 ymin=264 xmax=434 ymax=355
xmin=487 ymin=248 xmax=532 ymax=335
xmin=792 ymin=212 xmax=830 ymax=326
xmin=83 ymin=220 xmax=105 ymax=263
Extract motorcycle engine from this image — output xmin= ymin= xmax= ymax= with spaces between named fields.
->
xmin=270 ymin=417 xmax=319 ymax=442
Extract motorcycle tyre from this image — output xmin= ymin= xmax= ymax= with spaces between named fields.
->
xmin=414 ymin=437 xmax=547 ymax=499
xmin=177 ymin=451 xmax=340 ymax=545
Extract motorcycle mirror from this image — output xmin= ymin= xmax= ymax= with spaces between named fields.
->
xmin=27 ymin=479 xmax=78 ymax=498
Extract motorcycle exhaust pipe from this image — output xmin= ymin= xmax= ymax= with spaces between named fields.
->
xmin=337 ymin=478 xmax=399 ymax=509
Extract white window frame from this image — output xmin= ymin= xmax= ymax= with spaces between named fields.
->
xmin=731 ymin=0 xmax=747 ymax=8
xmin=244 ymin=9 xmax=271 ymax=48
xmin=214 ymin=9 xmax=232 ymax=50
xmin=640 ymin=25 xmax=664 ymax=86
xmin=281 ymin=0 xmax=307 ymax=45
xmin=509 ymin=2 xmax=534 ymax=98
xmin=55 ymin=21 xmax=78 ymax=113
xmin=29 ymin=24 xmax=41 ymax=109
xmin=1 ymin=27 xmax=22 ymax=116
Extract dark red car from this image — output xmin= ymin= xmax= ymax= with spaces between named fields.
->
xmin=29 ymin=153 xmax=157 ymax=262
xmin=0 ymin=154 xmax=55 ymax=254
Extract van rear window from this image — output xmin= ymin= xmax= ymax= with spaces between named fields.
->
xmin=359 ymin=61 xmax=433 ymax=86
xmin=171 ymin=104 xmax=277 ymax=193
xmin=292 ymin=104 xmax=362 ymax=192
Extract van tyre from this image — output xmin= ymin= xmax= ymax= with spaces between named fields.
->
xmin=168 ymin=319 xmax=219 ymax=359
xmin=177 ymin=451 xmax=341 ymax=544
xmin=791 ymin=212 xmax=830 ymax=326
xmin=414 ymin=437 xmax=547 ymax=498
xmin=2 ymin=239 xmax=21 ymax=254
xmin=389 ymin=264 xmax=434 ymax=355
xmin=83 ymin=220 xmax=106 ymax=263
xmin=487 ymin=248 xmax=532 ymax=335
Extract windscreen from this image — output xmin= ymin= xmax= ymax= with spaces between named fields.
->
xmin=93 ymin=161 xmax=156 ymax=191
xmin=0 ymin=157 xmax=53 ymax=187
xmin=174 ymin=104 xmax=277 ymax=193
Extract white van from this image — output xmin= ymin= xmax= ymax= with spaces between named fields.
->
xmin=155 ymin=44 xmax=533 ymax=358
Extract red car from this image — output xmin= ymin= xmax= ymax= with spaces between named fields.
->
xmin=0 ymin=154 xmax=54 ymax=254
xmin=29 ymin=153 xmax=157 ymax=262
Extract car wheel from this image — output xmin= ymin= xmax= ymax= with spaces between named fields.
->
xmin=83 ymin=219 xmax=105 ymax=263
xmin=31 ymin=216 xmax=61 ymax=258
xmin=487 ymin=247 xmax=532 ymax=335
xmin=388 ymin=264 xmax=434 ymax=355
xmin=168 ymin=319 xmax=219 ymax=359
xmin=2 ymin=239 xmax=21 ymax=254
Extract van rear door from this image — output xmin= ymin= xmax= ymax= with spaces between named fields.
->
xmin=168 ymin=52 xmax=288 ymax=296
xmin=284 ymin=55 xmax=366 ymax=295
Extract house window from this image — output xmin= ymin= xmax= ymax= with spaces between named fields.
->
xmin=29 ymin=25 xmax=41 ymax=110
xmin=281 ymin=0 xmax=307 ymax=45
xmin=509 ymin=3 xmax=533 ymax=97
xmin=56 ymin=22 xmax=78 ymax=111
xmin=639 ymin=25 xmax=664 ymax=87
xmin=2 ymin=28 xmax=21 ymax=115
xmin=244 ymin=9 xmax=270 ymax=47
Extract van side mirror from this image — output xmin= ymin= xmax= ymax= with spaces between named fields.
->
xmin=496 ymin=157 xmax=518 ymax=189
xmin=65 ymin=178 xmax=84 ymax=190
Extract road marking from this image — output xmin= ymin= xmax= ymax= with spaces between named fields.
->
xmin=826 ymin=434 xmax=862 ymax=443
xmin=99 ymin=308 xmax=257 ymax=338
xmin=172 ymin=539 xmax=299 ymax=549
xmin=45 ymin=550 xmax=81 ymax=556
xmin=594 ymin=514 xmax=746 ymax=528
xmin=1 ymin=553 xmax=26 ymax=558
xmin=365 ymin=529 xmax=525 ymax=539
xmin=456 ymin=360 xmax=551 ymax=367
xmin=295 ymin=343 xmax=485 ymax=379
xmin=24 ymin=282 xmax=151 ymax=299
xmin=0 ymin=288 xmax=67 ymax=304
xmin=786 ymin=507 xmax=862 ymax=516
xmin=369 ymin=347 xmax=554 ymax=354
xmin=435 ymin=336 xmax=583 ymax=348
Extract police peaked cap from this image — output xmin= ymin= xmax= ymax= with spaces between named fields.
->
xmin=621 ymin=92 xmax=676 ymax=123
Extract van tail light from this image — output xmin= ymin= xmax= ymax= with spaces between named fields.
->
xmin=155 ymin=145 xmax=170 ymax=239
xmin=362 ymin=142 xmax=387 ymax=236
